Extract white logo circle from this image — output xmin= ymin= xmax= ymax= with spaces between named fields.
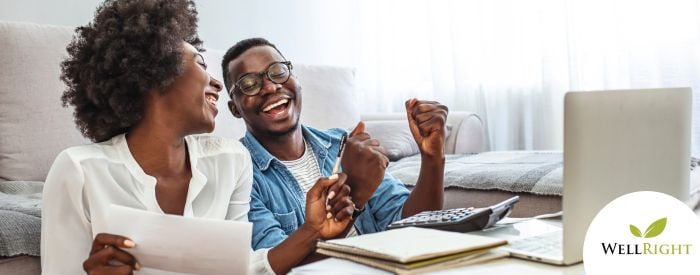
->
xmin=584 ymin=191 xmax=700 ymax=274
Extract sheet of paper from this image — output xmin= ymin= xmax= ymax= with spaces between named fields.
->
xmin=105 ymin=204 xmax=251 ymax=275
xmin=471 ymin=219 xmax=562 ymax=242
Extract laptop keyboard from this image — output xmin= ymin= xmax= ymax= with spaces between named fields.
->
xmin=507 ymin=231 xmax=562 ymax=257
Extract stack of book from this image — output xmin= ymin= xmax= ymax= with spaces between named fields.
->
xmin=316 ymin=227 xmax=508 ymax=274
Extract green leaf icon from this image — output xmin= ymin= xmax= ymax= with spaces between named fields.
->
xmin=629 ymin=225 xmax=642 ymax=237
xmin=643 ymin=217 xmax=667 ymax=238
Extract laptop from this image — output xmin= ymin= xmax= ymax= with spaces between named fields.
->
xmin=480 ymin=87 xmax=692 ymax=265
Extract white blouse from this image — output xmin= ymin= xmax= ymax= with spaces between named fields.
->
xmin=40 ymin=134 xmax=273 ymax=274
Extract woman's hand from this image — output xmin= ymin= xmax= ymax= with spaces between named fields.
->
xmin=304 ymin=173 xmax=355 ymax=239
xmin=83 ymin=233 xmax=140 ymax=274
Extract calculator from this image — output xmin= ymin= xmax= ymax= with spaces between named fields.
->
xmin=386 ymin=196 xmax=520 ymax=233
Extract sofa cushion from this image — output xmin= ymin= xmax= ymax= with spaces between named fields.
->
xmin=363 ymin=120 xmax=452 ymax=161
xmin=363 ymin=120 xmax=420 ymax=161
xmin=294 ymin=64 xmax=360 ymax=130
xmin=0 ymin=21 xmax=89 ymax=181
xmin=0 ymin=181 xmax=43 ymax=257
xmin=389 ymin=151 xmax=565 ymax=195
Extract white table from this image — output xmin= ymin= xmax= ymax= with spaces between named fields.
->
xmin=290 ymin=254 xmax=584 ymax=275
xmin=428 ymin=257 xmax=583 ymax=275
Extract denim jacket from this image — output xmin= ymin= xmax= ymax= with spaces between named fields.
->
xmin=241 ymin=125 xmax=409 ymax=249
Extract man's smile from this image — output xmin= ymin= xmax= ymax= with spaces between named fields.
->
xmin=262 ymin=98 xmax=289 ymax=112
xmin=260 ymin=96 xmax=294 ymax=120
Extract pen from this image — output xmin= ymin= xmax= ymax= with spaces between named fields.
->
xmin=327 ymin=133 xmax=348 ymax=211
xmin=332 ymin=133 xmax=348 ymax=174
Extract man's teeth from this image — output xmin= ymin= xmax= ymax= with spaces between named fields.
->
xmin=263 ymin=99 xmax=289 ymax=112
xmin=206 ymin=95 xmax=217 ymax=104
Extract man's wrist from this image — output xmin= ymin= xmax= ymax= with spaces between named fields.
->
xmin=298 ymin=223 xmax=322 ymax=241
xmin=420 ymin=153 xmax=445 ymax=165
xmin=351 ymin=194 xmax=370 ymax=210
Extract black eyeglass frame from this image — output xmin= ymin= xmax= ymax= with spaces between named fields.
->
xmin=228 ymin=61 xmax=293 ymax=97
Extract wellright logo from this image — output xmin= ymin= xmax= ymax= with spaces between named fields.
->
xmin=600 ymin=217 xmax=692 ymax=256
xmin=584 ymin=191 xmax=700 ymax=275
xmin=630 ymin=217 xmax=666 ymax=239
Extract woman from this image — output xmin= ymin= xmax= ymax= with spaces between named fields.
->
xmin=41 ymin=0 xmax=354 ymax=274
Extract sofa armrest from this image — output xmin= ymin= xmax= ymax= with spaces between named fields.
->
xmin=445 ymin=111 xmax=486 ymax=154
xmin=360 ymin=111 xmax=486 ymax=154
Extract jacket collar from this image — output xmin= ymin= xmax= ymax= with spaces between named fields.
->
xmin=241 ymin=125 xmax=333 ymax=171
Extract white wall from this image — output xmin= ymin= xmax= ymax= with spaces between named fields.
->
xmin=0 ymin=0 xmax=99 ymax=28
xmin=0 ymin=0 xmax=356 ymax=67
xmin=198 ymin=0 xmax=356 ymax=66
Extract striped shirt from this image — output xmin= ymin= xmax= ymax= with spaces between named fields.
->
xmin=280 ymin=140 xmax=322 ymax=193
xmin=280 ymin=139 xmax=358 ymax=237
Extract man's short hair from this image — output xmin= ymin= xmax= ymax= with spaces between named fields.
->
xmin=221 ymin=38 xmax=285 ymax=93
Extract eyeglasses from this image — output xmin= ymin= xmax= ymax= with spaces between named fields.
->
xmin=229 ymin=61 xmax=293 ymax=97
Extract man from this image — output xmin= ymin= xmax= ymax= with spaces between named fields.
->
xmin=222 ymin=37 xmax=448 ymax=265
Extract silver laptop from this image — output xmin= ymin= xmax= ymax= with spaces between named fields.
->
xmin=486 ymin=87 xmax=692 ymax=265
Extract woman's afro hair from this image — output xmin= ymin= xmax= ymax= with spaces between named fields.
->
xmin=60 ymin=0 xmax=203 ymax=142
